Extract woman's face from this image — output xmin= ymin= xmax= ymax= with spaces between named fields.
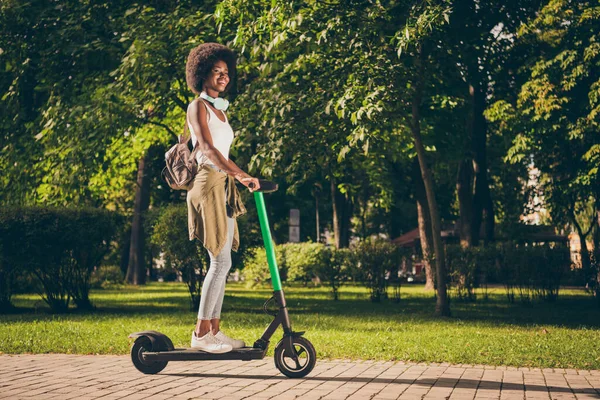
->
xmin=204 ymin=60 xmax=230 ymax=93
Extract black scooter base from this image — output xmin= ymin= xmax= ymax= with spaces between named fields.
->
xmin=142 ymin=347 xmax=267 ymax=362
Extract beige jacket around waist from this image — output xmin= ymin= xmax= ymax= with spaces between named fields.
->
xmin=186 ymin=165 xmax=246 ymax=257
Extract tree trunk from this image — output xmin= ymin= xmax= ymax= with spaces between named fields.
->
xmin=571 ymin=213 xmax=592 ymax=286
xmin=457 ymin=158 xmax=474 ymax=247
xmin=360 ymin=188 xmax=369 ymax=240
xmin=414 ymin=159 xmax=435 ymax=290
xmin=315 ymin=194 xmax=320 ymax=243
xmin=457 ymin=81 xmax=495 ymax=247
xmin=119 ymin=225 xmax=131 ymax=275
xmin=411 ymin=44 xmax=450 ymax=316
xmin=469 ymin=82 xmax=495 ymax=245
xmin=126 ymin=153 xmax=151 ymax=285
xmin=595 ymin=207 xmax=600 ymax=303
xmin=331 ymin=178 xmax=352 ymax=249
xmin=594 ymin=209 xmax=600 ymax=259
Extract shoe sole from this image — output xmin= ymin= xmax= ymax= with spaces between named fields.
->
xmin=190 ymin=345 xmax=233 ymax=354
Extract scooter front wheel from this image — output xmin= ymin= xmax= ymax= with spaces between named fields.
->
xmin=274 ymin=336 xmax=316 ymax=378
xmin=131 ymin=336 xmax=168 ymax=374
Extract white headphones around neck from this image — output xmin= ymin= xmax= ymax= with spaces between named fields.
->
xmin=200 ymin=92 xmax=229 ymax=111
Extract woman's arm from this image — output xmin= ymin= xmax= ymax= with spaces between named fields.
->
xmin=226 ymin=158 xmax=259 ymax=187
xmin=187 ymin=99 xmax=259 ymax=190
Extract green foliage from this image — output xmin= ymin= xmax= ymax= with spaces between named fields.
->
xmin=2 ymin=0 xmax=597 ymax=319
xmin=446 ymin=245 xmax=497 ymax=302
xmin=497 ymin=242 xmax=571 ymax=303
xmin=90 ymin=265 xmax=125 ymax=289
xmin=0 ymin=2 xmax=220 ymax=209
xmin=215 ymin=0 xmax=447 ymax=245
xmin=150 ymin=204 xmax=206 ymax=309
xmin=446 ymin=243 xmax=572 ymax=304
xmin=354 ymin=239 xmax=402 ymax=303
xmin=284 ymin=242 xmax=328 ymax=284
xmin=0 ymin=207 xmax=120 ymax=312
xmin=0 ymin=244 xmax=12 ymax=312
xmin=487 ymin=0 xmax=600 ymax=274
xmin=316 ymin=248 xmax=356 ymax=301
xmin=242 ymin=244 xmax=286 ymax=288
xmin=242 ymin=242 xmax=356 ymax=300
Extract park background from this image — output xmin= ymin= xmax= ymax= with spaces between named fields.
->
xmin=1 ymin=0 xmax=599 ymax=369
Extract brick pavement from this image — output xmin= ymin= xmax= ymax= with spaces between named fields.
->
xmin=0 ymin=355 xmax=599 ymax=400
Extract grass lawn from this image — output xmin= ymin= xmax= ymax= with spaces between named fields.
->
xmin=1 ymin=282 xmax=599 ymax=369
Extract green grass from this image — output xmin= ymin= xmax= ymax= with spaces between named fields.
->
xmin=1 ymin=283 xmax=599 ymax=369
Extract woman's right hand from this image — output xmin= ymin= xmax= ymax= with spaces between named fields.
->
xmin=237 ymin=175 xmax=261 ymax=192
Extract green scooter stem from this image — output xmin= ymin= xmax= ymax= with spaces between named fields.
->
xmin=254 ymin=191 xmax=282 ymax=291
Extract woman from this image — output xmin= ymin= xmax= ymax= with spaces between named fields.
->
xmin=185 ymin=43 xmax=260 ymax=353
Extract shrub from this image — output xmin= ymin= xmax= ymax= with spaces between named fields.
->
xmin=284 ymin=242 xmax=329 ymax=285
xmin=316 ymin=247 xmax=356 ymax=301
xmin=150 ymin=204 xmax=206 ymax=309
xmin=591 ymin=253 xmax=600 ymax=306
xmin=446 ymin=242 xmax=572 ymax=304
xmin=232 ymin=208 xmax=264 ymax=277
xmin=90 ymin=265 xmax=125 ymax=289
xmin=354 ymin=239 xmax=401 ymax=302
xmin=242 ymin=242 xmax=356 ymax=300
xmin=242 ymin=244 xmax=286 ymax=287
xmin=446 ymin=245 xmax=477 ymax=301
xmin=0 ymin=242 xmax=12 ymax=312
xmin=0 ymin=207 xmax=120 ymax=312
xmin=446 ymin=245 xmax=496 ymax=301
xmin=530 ymin=243 xmax=570 ymax=301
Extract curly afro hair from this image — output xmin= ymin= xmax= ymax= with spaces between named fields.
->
xmin=186 ymin=43 xmax=237 ymax=95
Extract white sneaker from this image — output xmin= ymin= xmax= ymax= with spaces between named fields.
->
xmin=190 ymin=331 xmax=232 ymax=353
xmin=215 ymin=331 xmax=245 ymax=349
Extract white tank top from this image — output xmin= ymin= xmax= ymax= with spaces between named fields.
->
xmin=188 ymin=100 xmax=234 ymax=167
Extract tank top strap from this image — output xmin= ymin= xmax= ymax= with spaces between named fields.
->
xmin=200 ymin=99 xmax=227 ymax=123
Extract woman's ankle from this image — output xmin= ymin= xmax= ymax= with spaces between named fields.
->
xmin=195 ymin=319 xmax=212 ymax=338
xmin=195 ymin=329 xmax=210 ymax=338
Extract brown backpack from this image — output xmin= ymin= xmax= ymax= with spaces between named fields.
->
xmin=162 ymin=122 xmax=200 ymax=191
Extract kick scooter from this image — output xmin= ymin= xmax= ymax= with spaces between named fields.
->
xmin=129 ymin=181 xmax=316 ymax=378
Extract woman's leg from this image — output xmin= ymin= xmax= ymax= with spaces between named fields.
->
xmin=209 ymin=217 xmax=235 ymax=330
xmin=195 ymin=216 xmax=235 ymax=337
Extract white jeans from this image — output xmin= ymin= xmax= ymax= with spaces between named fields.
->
xmin=197 ymin=215 xmax=235 ymax=320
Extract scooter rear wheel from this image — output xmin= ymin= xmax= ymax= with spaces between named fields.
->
xmin=274 ymin=337 xmax=316 ymax=378
xmin=131 ymin=336 xmax=168 ymax=374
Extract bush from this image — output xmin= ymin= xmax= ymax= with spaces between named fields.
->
xmin=354 ymin=239 xmax=402 ymax=302
xmin=150 ymin=204 xmax=207 ymax=310
xmin=0 ymin=207 xmax=120 ymax=312
xmin=284 ymin=242 xmax=328 ymax=285
xmin=446 ymin=245 xmax=496 ymax=301
xmin=90 ymin=265 xmax=125 ymax=289
xmin=316 ymin=247 xmax=356 ymax=301
xmin=591 ymin=253 xmax=600 ymax=306
xmin=242 ymin=242 xmax=356 ymax=300
xmin=534 ymin=244 xmax=570 ymax=301
xmin=242 ymin=244 xmax=286 ymax=287
xmin=446 ymin=242 xmax=571 ymax=304
xmin=0 ymin=242 xmax=12 ymax=312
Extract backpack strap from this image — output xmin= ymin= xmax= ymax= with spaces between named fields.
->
xmin=179 ymin=116 xmax=202 ymax=165
xmin=178 ymin=118 xmax=191 ymax=144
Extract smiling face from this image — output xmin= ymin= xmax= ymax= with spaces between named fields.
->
xmin=203 ymin=60 xmax=230 ymax=95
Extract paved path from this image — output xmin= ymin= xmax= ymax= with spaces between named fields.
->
xmin=1 ymin=355 xmax=599 ymax=400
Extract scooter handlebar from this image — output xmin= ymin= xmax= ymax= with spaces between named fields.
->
xmin=249 ymin=179 xmax=278 ymax=193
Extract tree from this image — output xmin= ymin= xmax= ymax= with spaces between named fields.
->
xmin=488 ymin=0 xmax=600 ymax=292
xmin=216 ymin=0 xmax=452 ymax=314
xmin=1 ymin=1 xmax=229 ymax=284
xmin=441 ymin=0 xmax=545 ymax=247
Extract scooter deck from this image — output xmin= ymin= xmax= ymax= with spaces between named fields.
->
xmin=143 ymin=347 xmax=267 ymax=362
